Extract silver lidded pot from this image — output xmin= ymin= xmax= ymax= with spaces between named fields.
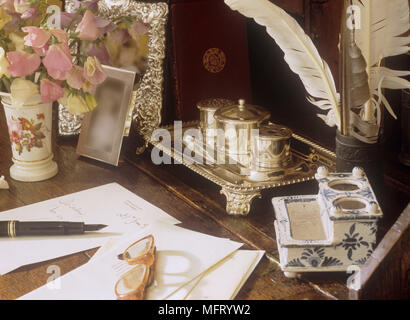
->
xmin=197 ymin=98 xmax=235 ymax=137
xmin=214 ymin=99 xmax=271 ymax=163
xmin=251 ymin=123 xmax=293 ymax=171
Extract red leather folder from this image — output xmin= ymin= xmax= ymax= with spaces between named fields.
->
xmin=170 ymin=0 xmax=252 ymax=121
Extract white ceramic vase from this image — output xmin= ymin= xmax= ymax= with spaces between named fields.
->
xmin=1 ymin=95 xmax=58 ymax=182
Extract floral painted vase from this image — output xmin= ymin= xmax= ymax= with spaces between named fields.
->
xmin=1 ymin=94 xmax=58 ymax=182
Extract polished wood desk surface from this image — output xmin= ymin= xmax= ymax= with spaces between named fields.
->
xmin=0 ymin=115 xmax=408 ymax=300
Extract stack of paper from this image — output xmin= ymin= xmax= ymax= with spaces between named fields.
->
xmin=167 ymin=250 xmax=264 ymax=300
xmin=0 ymin=183 xmax=264 ymax=299
xmin=90 ymin=233 xmax=264 ymax=300
xmin=0 ymin=183 xmax=179 ymax=275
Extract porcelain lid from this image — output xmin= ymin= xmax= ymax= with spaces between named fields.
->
xmin=214 ymin=99 xmax=271 ymax=124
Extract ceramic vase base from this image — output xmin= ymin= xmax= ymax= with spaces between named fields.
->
xmin=10 ymin=155 xmax=58 ymax=182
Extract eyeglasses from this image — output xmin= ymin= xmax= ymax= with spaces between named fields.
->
xmin=114 ymin=234 xmax=156 ymax=300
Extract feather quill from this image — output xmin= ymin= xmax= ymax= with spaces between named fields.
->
xmin=224 ymin=0 xmax=340 ymax=129
xmin=353 ymin=0 xmax=410 ymax=121
xmin=340 ymin=26 xmax=371 ymax=136
xmin=344 ymin=28 xmax=371 ymax=109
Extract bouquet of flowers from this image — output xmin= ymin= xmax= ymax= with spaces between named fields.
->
xmin=0 ymin=0 xmax=115 ymax=115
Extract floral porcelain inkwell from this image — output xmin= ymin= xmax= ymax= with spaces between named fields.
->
xmin=273 ymin=166 xmax=382 ymax=278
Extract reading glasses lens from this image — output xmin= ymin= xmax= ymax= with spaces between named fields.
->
xmin=124 ymin=236 xmax=153 ymax=260
xmin=116 ymin=264 xmax=147 ymax=296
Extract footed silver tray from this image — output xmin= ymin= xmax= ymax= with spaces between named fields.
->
xmin=150 ymin=121 xmax=336 ymax=216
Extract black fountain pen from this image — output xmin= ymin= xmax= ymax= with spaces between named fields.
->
xmin=0 ymin=221 xmax=107 ymax=238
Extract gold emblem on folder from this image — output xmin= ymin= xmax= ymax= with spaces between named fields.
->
xmin=203 ymin=48 xmax=226 ymax=73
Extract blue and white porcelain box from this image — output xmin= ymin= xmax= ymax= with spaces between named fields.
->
xmin=273 ymin=166 xmax=382 ymax=278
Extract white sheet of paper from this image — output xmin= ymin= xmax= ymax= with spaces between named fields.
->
xmin=167 ymin=250 xmax=264 ymax=300
xmin=228 ymin=250 xmax=265 ymax=299
xmin=0 ymin=183 xmax=180 ymax=275
xmin=91 ymin=233 xmax=265 ymax=300
xmin=20 ymin=222 xmax=242 ymax=300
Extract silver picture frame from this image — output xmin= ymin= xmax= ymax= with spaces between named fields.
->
xmin=59 ymin=0 xmax=168 ymax=146
xmin=76 ymin=65 xmax=136 ymax=166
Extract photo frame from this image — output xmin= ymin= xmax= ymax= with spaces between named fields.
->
xmin=76 ymin=65 xmax=136 ymax=166
xmin=59 ymin=0 xmax=168 ymax=141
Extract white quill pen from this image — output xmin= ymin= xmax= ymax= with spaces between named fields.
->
xmin=353 ymin=0 xmax=410 ymax=122
xmin=224 ymin=0 xmax=341 ymax=129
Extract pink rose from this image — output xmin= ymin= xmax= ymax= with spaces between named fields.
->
xmin=7 ymin=118 xmax=23 ymax=144
xmin=83 ymin=56 xmax=106 ymax=85
xmin=129 ymin=22 xmax=149 ymax=40
xmin=7 ymin=51 xmax=40 ymax=77
xmin=43 ymin=43 xmax=73 ymax=80
xmin=67 ymin=65 xmax=86 ymax=90
xmin=40 ymin=79 xmax=64 ymax=103
xmin=76 ymin=10 xmax=98 ymax=41
xmin=22 ymin=26 xmax=50 ymax=48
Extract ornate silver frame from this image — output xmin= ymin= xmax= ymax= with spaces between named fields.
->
xmin=59 ymin=0 xmax=168 ymax=143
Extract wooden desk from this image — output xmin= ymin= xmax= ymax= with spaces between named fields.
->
xmin=0 ymin=114 xmax=408 ymax=300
